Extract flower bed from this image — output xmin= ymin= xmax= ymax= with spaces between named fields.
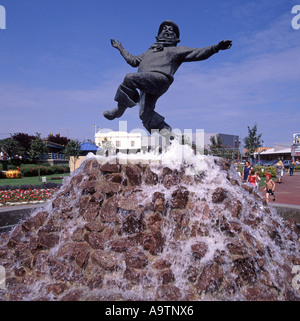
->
xmin=0 ymin=188 xmax=58 ymax=206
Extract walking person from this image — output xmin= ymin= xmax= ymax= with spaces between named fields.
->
xmin=275 ymin=160 xmax=284 ymax=183
xmin=242 ymin=161 xmax=252 ymax=183
xmin=290 ymin=161 xmax=295 ymax=176
xmin=247 ymin=169 xmax=261 ymax=192
xmin=247 ymin=169 xmax=257 ymax=188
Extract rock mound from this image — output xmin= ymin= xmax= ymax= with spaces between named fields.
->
xmin=0 ymin=147 xmax=299 ymax=301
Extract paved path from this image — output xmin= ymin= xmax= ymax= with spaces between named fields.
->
xmin=0 ymin=203 xmax=47 ymax=213
xmin=259 ymin=172 xmax=300 ymax=206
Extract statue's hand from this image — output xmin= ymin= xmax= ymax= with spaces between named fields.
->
xmin=111 ymin=39 xmax=123 ymax=50
xmin=217 ymin=40 xmax=232 ymax=50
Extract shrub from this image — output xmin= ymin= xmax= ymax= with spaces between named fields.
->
xmin=254 ymin=165 xmax=277 ymax=178
xmin=22 ymin=167 xmax=38 ymax=177
xmin=42 ymin=166 xmax=55 ymax=175
xmin=21 ymin=165 xmax=70 ymax=177
xmin=41 ymin=162 xmax=51 ymax=167
xmin=53 ymin=165 xmax=69 ymax=174
xmin=20 ymin=164 xmax=37 ymax=171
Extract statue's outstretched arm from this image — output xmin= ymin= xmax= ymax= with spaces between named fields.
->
xmin=110 ymin=39 xmax=143 ymax=68
xmin=217 ymin=39 xmax=232 ymax=50
xmin=181 ymin=39 xmax=232 ymax=62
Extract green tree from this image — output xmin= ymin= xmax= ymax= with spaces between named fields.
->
xmin=209 ymin=134 xmax=224 ymax=157
xmin=244 ymin=124 xmax=262 ymax=160
xmin=0 ymin=137 xmax=24 ymax=168
xmin=11 ymin=132 xmax=36 ymax=156
xmin=101 ymin=139 xmax=115 ymax=151
xmin=0 ymin=138 xmax=24 ymax=158
xmin=47 ymin=133 xmax=70 ymax=147
xmin=28 ymin=133 xmax=48 ymax=180
xmin=64 ymin=140 xmax=81 ymax=171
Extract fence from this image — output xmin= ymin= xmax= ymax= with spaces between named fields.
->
xmin=43 ymin=153 xmax=68 ymax=161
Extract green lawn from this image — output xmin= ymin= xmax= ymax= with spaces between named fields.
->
xmin=0 ymin=173 xmax=70 ymax=187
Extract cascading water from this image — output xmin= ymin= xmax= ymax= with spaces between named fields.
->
xmin=0 ymin=141 xmax=299 ymax=301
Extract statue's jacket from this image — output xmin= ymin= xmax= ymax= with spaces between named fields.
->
xmin=114 ymin=43 xmax=219 ymax=132
xmin=119 ymin=44 xmax=220 ymax=81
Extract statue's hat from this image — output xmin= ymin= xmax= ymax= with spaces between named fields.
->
xmin=158 ymin=20 xmax=180 ymax=39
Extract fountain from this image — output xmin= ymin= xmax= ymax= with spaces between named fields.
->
xmin=0 ymin=141 xmax=299 ymax=301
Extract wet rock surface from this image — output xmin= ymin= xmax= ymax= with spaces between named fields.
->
xmin=0 ymin=151 xmax=299 ymax=301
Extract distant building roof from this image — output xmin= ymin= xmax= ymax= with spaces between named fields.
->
xmin=43 ymin=140 xmax=64 ymax=149
xmin=95 ymin=131 xmax=142 ymax=138
xmin=249 ymin=147 xmax=273 ymax=154
xmin=260 ymin=148 xmax=291 ymax=155
xmin=80 ymin=141 xmax=99 ymax=152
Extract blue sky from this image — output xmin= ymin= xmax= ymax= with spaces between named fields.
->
xmin=0 ymin=0 xmax=299 ymax=147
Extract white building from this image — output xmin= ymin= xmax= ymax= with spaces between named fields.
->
xmin=95 ymin=130 xmax=142 ymax=152
xmin=94 ymin=130 xmax=240 ymax=155
xmin=258 ymin=143 xmax=292 ymax=161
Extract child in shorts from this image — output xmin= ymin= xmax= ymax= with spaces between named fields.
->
xmin=263 ymin=173 xmax=276 ymax=202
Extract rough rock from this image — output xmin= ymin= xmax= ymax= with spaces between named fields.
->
xmin=191 ymin=242 xmax=208 ymax=260
xmin=91 ymin=250 xmax=118 ymax=271
xmin=125 ymin=247 xmax=148 ymax=269
xmin=196 ymin=262 xmax=224 ymax=293
xmin=0 ymin=154 xmax=299 ymax=302
xmin=212 ymin=188 xmax=227 ymax=203
xmin=142 ymin=231 xmax=165 ymax=255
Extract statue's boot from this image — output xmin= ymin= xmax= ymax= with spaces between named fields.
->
xmin=103 ymin=84 xmax=140 ymax=120
xmin=103 ymin=104 xmax=127 ymax=120
xmin=144 ymin=113 xmax=175 ymax=145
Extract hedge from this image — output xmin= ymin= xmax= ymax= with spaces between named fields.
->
xmin=19 ymin=162 xmax=51 ymax=170
xmin=251 ymin=165 xmax=300 ymax=177
xmin=237 ymin=165 xmax=278 ymax=178
xmin=21 ymin=165 xmax=70 ymax=177
xmin=253 ymin=166 xmax=277 ymax=178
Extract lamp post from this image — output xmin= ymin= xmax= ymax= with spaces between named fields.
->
xmin=233 ymin=138 xmax=241 ymax=162
xmin=258 ymin=141 xmax=264 ymax=163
